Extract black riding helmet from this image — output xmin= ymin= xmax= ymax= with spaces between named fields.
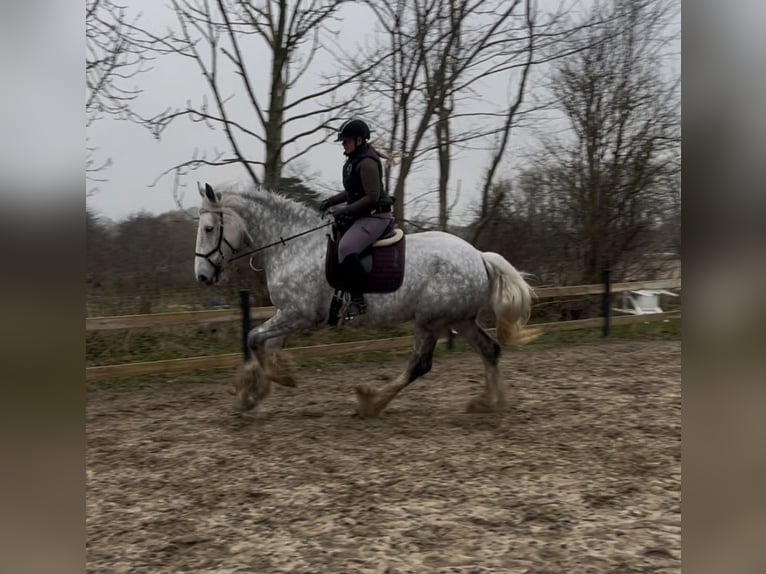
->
xmin=335 ymin=118 xmax=371 ymax=142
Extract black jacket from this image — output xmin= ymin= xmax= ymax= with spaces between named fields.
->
xmin=340 ymin=145 xmax=393 ymax=216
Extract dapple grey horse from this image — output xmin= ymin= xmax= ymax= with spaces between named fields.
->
xmin=194 ymin=183 xmax=536 ymax=417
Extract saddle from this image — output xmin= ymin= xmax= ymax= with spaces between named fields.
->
xmin=325 ymin=220 xmax=406 ymax=294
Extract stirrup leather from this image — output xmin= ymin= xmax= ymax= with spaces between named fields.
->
xmin=346 ymin=296 xmax=367 ymax=319
xmin=327 ymin=290 xmax=367 ymax=326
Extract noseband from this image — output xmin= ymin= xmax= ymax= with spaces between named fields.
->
xmin=195 ymin=209 xmax=237 ymax=278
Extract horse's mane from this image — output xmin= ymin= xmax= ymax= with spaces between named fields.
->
xmin=211 ymin=186 xmax=319 ymax=221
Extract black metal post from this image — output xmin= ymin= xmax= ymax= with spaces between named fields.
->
xmin=602 ymin=270 xmax=611 ymax=338
xmin=239 ymin=290 xmax=251 ymax=361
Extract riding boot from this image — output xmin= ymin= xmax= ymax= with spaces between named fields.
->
xmin=341 ymin=254 xmax=368 ymax=318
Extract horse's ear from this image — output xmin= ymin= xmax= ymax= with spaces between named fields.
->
xmin=204 ymin=183 xmax=217 ymax=203
xmin=197 ymin=181 xmax=205 ymax=198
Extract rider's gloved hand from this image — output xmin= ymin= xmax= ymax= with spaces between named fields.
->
xmin=332 ymin=208 xmax=351 ymax=227
xmin=318 ymin=199 xmax=331 ymax=214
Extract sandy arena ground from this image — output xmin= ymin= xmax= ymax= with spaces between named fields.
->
xmin=87 ymin=340 xmax=681 ymax=573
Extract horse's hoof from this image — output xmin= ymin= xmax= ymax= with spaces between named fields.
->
xmin=355 ymin=405 xmax=381 ymax=419
xmin=465 ymin=395 xmax=496 ymax=413
xmin=355 ymin=385 xmax=382 ymax=418
xmin=235 ymin=392 xmax=256 ymax=412
xmin=355 ymin=384 xmax=373 ymax=396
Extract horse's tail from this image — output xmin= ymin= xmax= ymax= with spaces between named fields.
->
xmin=481 ymin=252 xmax=540 ymax=346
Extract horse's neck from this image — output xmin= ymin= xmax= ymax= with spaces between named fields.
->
xmin=242 ymin=193 xmax=315 ymax=239
xmin=235 ymin=192 xmax=324 ymax=271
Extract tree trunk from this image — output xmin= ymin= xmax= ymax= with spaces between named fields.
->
xmin=436 ymin=103 xmax=451 ymax=230
xmin=263 ymin=4 xmax=288 ymax=191
xmin=263 ymin=112 xmax=284 ymax=190
xmin=393 ymin=163 xmax=407 ymax=224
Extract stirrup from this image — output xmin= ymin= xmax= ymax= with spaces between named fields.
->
xmin=345 ymin=298 xmax=367 ymax=320
xmin=327 ymin=291 xmax=366 ymax=326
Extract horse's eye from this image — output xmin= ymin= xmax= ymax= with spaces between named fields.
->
xmin=205 ymin=226 xmax=214 ymax=233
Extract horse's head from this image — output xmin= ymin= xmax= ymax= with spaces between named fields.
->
xmin=194 ymin=182 xmax=252 ymax=285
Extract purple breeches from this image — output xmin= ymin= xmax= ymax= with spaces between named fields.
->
xmin=337 ymin=214 xmax=394 ymax=263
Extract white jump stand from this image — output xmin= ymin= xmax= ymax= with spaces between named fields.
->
xmin=613 ymin=289 xmax=679 ymax=315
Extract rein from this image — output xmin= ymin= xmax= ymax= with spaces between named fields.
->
xmin=198 ymin=205 xmax=399 ymax=272
xmin=227 ymin=211 xmax=397 ymax=266
xmin=228 ymin=220 xmax=332 ymax=263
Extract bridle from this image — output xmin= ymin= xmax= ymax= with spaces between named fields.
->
xmin=195 ymin=208 xmax=237 ymax=280
xmin=195 ymin=206 xmax=335 ymax=278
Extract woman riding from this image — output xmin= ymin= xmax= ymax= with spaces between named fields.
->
xmin=319 ymin=119 xmax=395 ymax=318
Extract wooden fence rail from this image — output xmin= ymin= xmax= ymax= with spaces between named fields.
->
xmin=85 ymin=279 xmax=681 ymax=381
xmin=86 ymin=279 xmax=681 ymax=332
xmin=85 ymin=310 xmax=681 ymax=382
xmin=86 ymin=278 xmax=681 ymax=381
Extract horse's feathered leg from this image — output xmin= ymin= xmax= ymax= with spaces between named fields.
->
xmin=259 ymin=335 xmax=295 ymax=387
xmin=455 ymin=320 xmax=506 ymax=413
xmin=355 ymin=328 xmax=437 ymax=418
xmin=233 ymin=311 xmax=313 ymax=411
xmin=234 ymin=360 xmax=269 ymax=412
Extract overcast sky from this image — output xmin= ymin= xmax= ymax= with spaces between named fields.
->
xmin=86 ymin=0 xmax=679 ymax=224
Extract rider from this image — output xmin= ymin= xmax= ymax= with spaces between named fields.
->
xmin=319 ymin=118 xmax=395 ymax=318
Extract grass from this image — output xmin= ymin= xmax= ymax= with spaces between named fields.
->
xmin=87 ymin=318 xmax=680 ymax=391
xmin=524 ymin=316 xmax=681 ymax=349
xmin=86 ymin=322 xmax=414 ymax=367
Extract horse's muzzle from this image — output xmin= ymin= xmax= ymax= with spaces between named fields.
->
xmin=197 ymin=273 xmax=215 ymax=285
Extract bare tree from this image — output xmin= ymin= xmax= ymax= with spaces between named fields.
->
xmin=86 ymin=0 xmax=173 ymax=194
xmin=468 ymin=0 xmax=535 ymax=243
xmin=86 ymin=0 xmax=155 ymax=125
xmin=360 ymin=0 xmax=533 ymax=223
xmin=353 ymin=0 xmax=598 ymax=227
xmin=528 ymin=0 xmax=681 ymax=283
xmin=138 ymin=0 xmax=392 ymax=194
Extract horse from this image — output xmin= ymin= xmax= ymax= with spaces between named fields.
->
xmin=193 ymin=182 xmax=537 ymax=417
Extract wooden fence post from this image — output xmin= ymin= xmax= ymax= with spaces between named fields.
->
xmin=240 ymin=290 xmax=251 ymax=361
xmin=602 ymin=270 xmax=611 ymax=338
